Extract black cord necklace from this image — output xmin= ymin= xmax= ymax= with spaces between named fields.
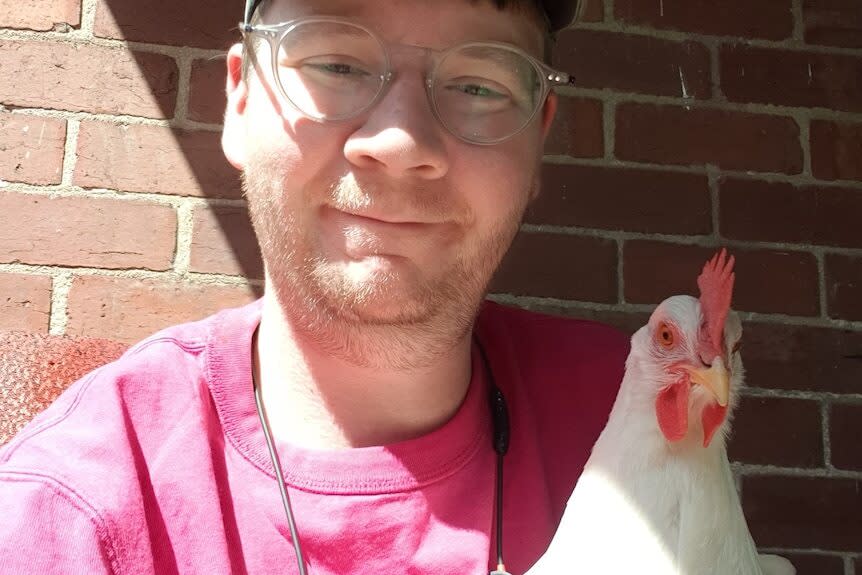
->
xmin=252 ymin=337 xmax=511 ymax=575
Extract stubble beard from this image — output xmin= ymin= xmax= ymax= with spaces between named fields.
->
xmin=242 ymin=163 xmax=531 ymax=370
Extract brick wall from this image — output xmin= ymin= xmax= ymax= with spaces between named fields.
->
xmin=1 ymin=0 xmax=860 ymax=570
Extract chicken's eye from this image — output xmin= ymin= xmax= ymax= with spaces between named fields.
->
xmin=657 ymin=322 xmax=675 ymax=348
xmin=732 ymin=340 xmax=742 ymax=354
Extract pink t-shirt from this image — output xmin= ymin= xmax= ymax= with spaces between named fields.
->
xmin=0 ymin=300 xmax=628 ymax=574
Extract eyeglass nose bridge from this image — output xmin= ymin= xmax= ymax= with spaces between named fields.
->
xmin=366 ymin=44 xmax=442 ymax=110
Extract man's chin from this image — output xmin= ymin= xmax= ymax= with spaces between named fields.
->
xmin=317 ymin=282 xmax=439 ymax=327
xmin=266 ymin=252 xmax=489 ymax=367
xmin=331 ymin=300 xmax=432 ymax=326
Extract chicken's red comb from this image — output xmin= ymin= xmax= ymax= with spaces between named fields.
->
xmin=697 ymin=249 xmax=735 ymax=351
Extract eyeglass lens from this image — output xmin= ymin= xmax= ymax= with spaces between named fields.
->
xmin=271 ymin=20 xmax=545 ymax=143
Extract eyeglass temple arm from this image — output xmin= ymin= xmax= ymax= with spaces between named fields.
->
xmin=244 ymin=0 xmax=264 ymax=25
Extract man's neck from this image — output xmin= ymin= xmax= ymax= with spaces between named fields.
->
xmin=253 ymin=294 xmax=474 ymax=450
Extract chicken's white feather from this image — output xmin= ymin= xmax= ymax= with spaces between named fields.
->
xmin=527 ymin=292 xmax=795 ymax=575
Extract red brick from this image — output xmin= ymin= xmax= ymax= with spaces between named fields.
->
xmin=804 ymin=0 xmax=862 ymax=49
xmin=779 ymin=553 xmax=845 ymax=575
xmin=0 ymin=0 xmax=81 ymax=31
xmin=0 ymin=192 xmax=176 ymax=270
xmin=0 ymin=41 xmax=177 ymax=119
xmin=719 ymin=178 xmax=862 ymax=248
xmin=554 ymin=30 xmax=710 ymax=98
xmin=189 ymin=204 xmax=263 ymax=278
xmin=615 ymin=103 xmax=803 ymax=174
xmin=544 ymin=97 xmax=603 ymax=159
xmin=66 ymin=276 xmax=260 ymax=343
xmin=624 ymin=242 xmax=820 ymax=316
xmin=74 ymin=122 xmax=242 ymax=199
xmin=727 ymin=396 xmax=823 ymax=468
xmin=0 ymin=274 xmax=52 ymax=332
xmin=742 ymin=322 xmax=862 ymax=394
xmin=94 ymin=0 xmax=237 ymax=49
xmin=742 ymin=475 xmax=862 ymax=551
xmin=811 ymin=119 xmax=862 ymax=182
xmin=0 ymin=113 xmax=66 ymax=185
xmin=721 ymin=44 xmax=862 ymax=113
xmin=490 ymin=232 xmax=617 ymax=302
xmin=830 ymin=403 xmax=862 ymax=470
xmin=614 ymin=0 xmax=794 ymax=40
xmin=188 ymin=57 xmax=227 ymax=124
xmin=825 ymin=253 xmax=862 ymax=321
xmin=531 ymin=163 xmax=712 ymax=235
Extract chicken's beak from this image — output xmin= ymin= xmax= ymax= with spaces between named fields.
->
xmin=683 ymin=357 xmax=730 ymax=407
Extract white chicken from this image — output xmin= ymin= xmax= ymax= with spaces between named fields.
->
xmin=527 ymin=250 xmax=795 ymax=575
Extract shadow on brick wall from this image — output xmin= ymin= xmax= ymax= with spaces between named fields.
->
xmin=99 ymin=0 xmax=263 ymax=287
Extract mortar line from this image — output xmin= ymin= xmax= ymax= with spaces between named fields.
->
xmin=173 ymin=200 xmax=195 ymax=275
xmin=616 ymin=238 xmax=625 ymax=303
xmin=519 ymin=222 xmax=862 ymax=259
xmin=0 ymin=29 xmax=230 ymax=61
xmin=791 ymin=0 xmax=805 ymax=43
xmin=48 ymin=272 xmax=73 ymax=335
xmin=603 ymin=0 xmax=614 ymax=23
xmin=79 ymin=0 xmax=98 ymax=38
xmin=558 ymin=20 xmax=862 ymax=56
xmin=173 ymin=54 xmax=193 ymax=123
xmin=6 ymin=108 xmax=224 ymax=133
xmin=707 ymin=166 xmax=721 ymax=238
xmin=759 ymin=547 xmax=861 ymax=559
xmin=740 ymin=387 xmax=862 ymax=404
xmin=798 ymin=113 xmax=813 ymax=177
xmin=552 ymin=86 xmax=862 ymax=124
xmin=733 ymin=462 xmax=862 ymax=479
xmin=540 ymin=154 xmax=862 ymax=190
xmin=815 ymin=249 xmax=830 ymax=319
xmin=0 ymin=184 xmax=247 ymax=208
xmin=0 ymin=262 xmax=262 ymax=287
xmin=822 ymin=400 xmax=833 ymax=469
xmin=59 ymin=118 xmax=80 ymax=187
xmin=487 ymin=292 xmax=862 ymax=332
xmin=707 ymin=37 xmax=725 ymax=102
xmin=603 ymin=99 xmax=615 ymax=160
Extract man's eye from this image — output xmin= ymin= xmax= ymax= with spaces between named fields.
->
xmin=308 ymin=62 xmax=368 ymax=76
xmin=443 ymin=76 xmax=511 ymax=100
xmin=452 ymin=84 xmax=504 ymax=98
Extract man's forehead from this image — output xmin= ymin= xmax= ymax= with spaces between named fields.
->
xmin=254 ymin=0 xmax=546 ymax=55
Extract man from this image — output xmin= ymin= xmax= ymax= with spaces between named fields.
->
xmin=0 ymin=1 xmax=628 ymax=573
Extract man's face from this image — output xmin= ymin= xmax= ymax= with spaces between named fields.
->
xmin=223 ymin=0 xmax=556 ymax=364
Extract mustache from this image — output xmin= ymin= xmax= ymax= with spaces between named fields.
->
xmin=330 ymin=173 xmax=372 ymax=211
xmin=328 ymin=173 xmax=460 ymax=222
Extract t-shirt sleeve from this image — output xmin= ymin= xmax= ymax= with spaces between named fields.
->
xmin=0 ymin=472 xmax=117 ymax=574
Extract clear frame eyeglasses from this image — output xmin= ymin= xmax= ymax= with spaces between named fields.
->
xmin=239 ymin=15 xmax=576 ymax=145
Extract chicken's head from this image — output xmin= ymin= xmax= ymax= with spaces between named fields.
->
xmin=632 ymin=250 xmax=742 ymax=448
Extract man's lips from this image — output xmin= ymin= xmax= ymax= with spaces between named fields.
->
xmin=321 ymin=206 xmax=455 ymax=260
xmin=326 ymin=207 xmax=446 ymax=230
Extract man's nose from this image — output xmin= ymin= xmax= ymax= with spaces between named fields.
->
xmin=343 ymin=73 xmax=449 ymax=180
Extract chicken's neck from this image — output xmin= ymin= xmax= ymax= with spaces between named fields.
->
xmin=589 ymin=367 xmax=763 ymax=575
